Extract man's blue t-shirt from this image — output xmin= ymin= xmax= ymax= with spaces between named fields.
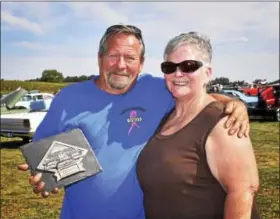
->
xmin=33 ymin=74 xmax=174 ymax=219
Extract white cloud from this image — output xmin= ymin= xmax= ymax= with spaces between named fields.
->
xmin=3 ymin=2 xmax=52 ymax=21
xmin=214 ymin=37 xmax=249 ymax=46
xmin=1 ymin=2 xmax=278 ymax=83
xmin=212 ymin=52 xmax=279 ymax=83
xmin=1 ymin=56 xmax=99 ymax=80
xmin=1 ymin=2 xmax=67 ymax=35
xmin=12 ymin=41 xmax=98 ymax=57
xmin=2 ymin=2 xmax=278 ymax=40
xmin=133 ymin=2 xmax=278 ymax=41
xmin=13 ymin=41 xmax=49 ymax=50
xmin=1 ymin=11 xmax=44 ymax=35
xmin=67 ymin=2 xmax=129 ymax=26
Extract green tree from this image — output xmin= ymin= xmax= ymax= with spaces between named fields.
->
xmin=64 ymin=76 xmax=73 ymax=82
xmin=40 ymin=69 xmax=64 ymax=83
xmin=253 ymin=79 xmax=265 ymax=85
xmin=78 ymin=75 xmax=88 ymax=82
xmin=232 ymin=80 xmax=246 ymax=86
xmin=210 ymin=77 xmax=230 ymax=85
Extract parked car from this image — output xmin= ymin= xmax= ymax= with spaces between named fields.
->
xmin=222 ymin=90 xmax=259 ymax=108
xmin=241 ymin=86 xmax=259 ymax=96
xmin=13 ymin=92 xmax=54 ymax=110
xmin=1 ymin=89 xmax=52 ymax=143
xmin=247 ymin=84 xmax=280 ymax=122
xmin=207 ymin=90 xmax=240 ymax=100
xmin=1 ymin=87 xmax=28 ymax=111
xmin=1 ymin=110 xmax=48 ymax=143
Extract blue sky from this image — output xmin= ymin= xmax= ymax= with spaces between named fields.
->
xmin=1 ymin=2 xmax=279 ymax=83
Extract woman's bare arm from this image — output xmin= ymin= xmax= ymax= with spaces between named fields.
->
xmin=205 ymin=116 xmax=259 ymax=219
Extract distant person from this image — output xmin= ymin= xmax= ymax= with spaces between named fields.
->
xmin=137 ymin=32 xmax=260 ymax=219
xmin=19 ymin=24 xmax=250 ymax=219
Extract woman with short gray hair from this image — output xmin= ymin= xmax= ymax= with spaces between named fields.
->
xmin=137 ymin=32 xmax=260 ymax=219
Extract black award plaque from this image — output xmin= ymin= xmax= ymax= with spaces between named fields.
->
xmin=20 ymin=128 xmax=103 ymax=192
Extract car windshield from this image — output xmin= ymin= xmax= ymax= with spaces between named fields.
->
xmin=225 ymin=91 xmax=246 ymax=98
xmin=33 ymin=95 xmax=43 ymax=100
xmin=236 ymin=91 xmax=248 ymax=98
xmin=21 ymin=96 xmax=32 ymax=101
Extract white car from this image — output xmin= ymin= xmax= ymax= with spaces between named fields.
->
xmin=14 ymin=92 xmax=54 ymax=109
xmin=1 ymin=111 xmax=47 ymax=143
xmin=1 ymin=99 xmax=51 ymax=143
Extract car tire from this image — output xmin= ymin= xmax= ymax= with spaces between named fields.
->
xmin=22 ymin=137 xmax=31 ymax=144
xmin=275 ymin=109 xmax=280 ymax=122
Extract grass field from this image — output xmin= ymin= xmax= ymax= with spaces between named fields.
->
xmin=1 ymin=122 xmax=279 ymax=219
xmin=1 ymin=80 xmax=69 ymax=94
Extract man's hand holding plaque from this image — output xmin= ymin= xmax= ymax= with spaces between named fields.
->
xmin=18 ymin=128 xmax=102 ymax=198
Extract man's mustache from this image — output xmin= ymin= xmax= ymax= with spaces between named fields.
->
xmin=109 ymin=72 xmax=130 ymax=77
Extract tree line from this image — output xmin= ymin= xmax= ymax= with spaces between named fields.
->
xmin=2 ymin=69 xmax=266 ymax=86
xmin=26 ymin=70 xmax=94 ymax=83
xmin=209 ymin=77 xmax=269 ymax=87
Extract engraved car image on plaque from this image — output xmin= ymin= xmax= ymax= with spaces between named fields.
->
xmin=37 ymin=141 xmax=88 ymax=181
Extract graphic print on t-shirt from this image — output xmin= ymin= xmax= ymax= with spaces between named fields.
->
xmin=121 ymin=107 xmax=145 ymax=135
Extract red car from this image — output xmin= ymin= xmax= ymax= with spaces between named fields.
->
xmin=260 ymin=85 xmax=280 ymax=107
xmin=242 ymin=87 xmax=259 ymax=96
xmin=248 ymin=84 xmax=280 ymax=122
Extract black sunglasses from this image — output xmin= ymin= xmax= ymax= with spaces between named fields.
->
xmin=161 ymin=60 xmax=203 ymax=74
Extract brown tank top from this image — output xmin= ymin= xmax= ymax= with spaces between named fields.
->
xmin=136 ymin=101 xmax=260 ymax=219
